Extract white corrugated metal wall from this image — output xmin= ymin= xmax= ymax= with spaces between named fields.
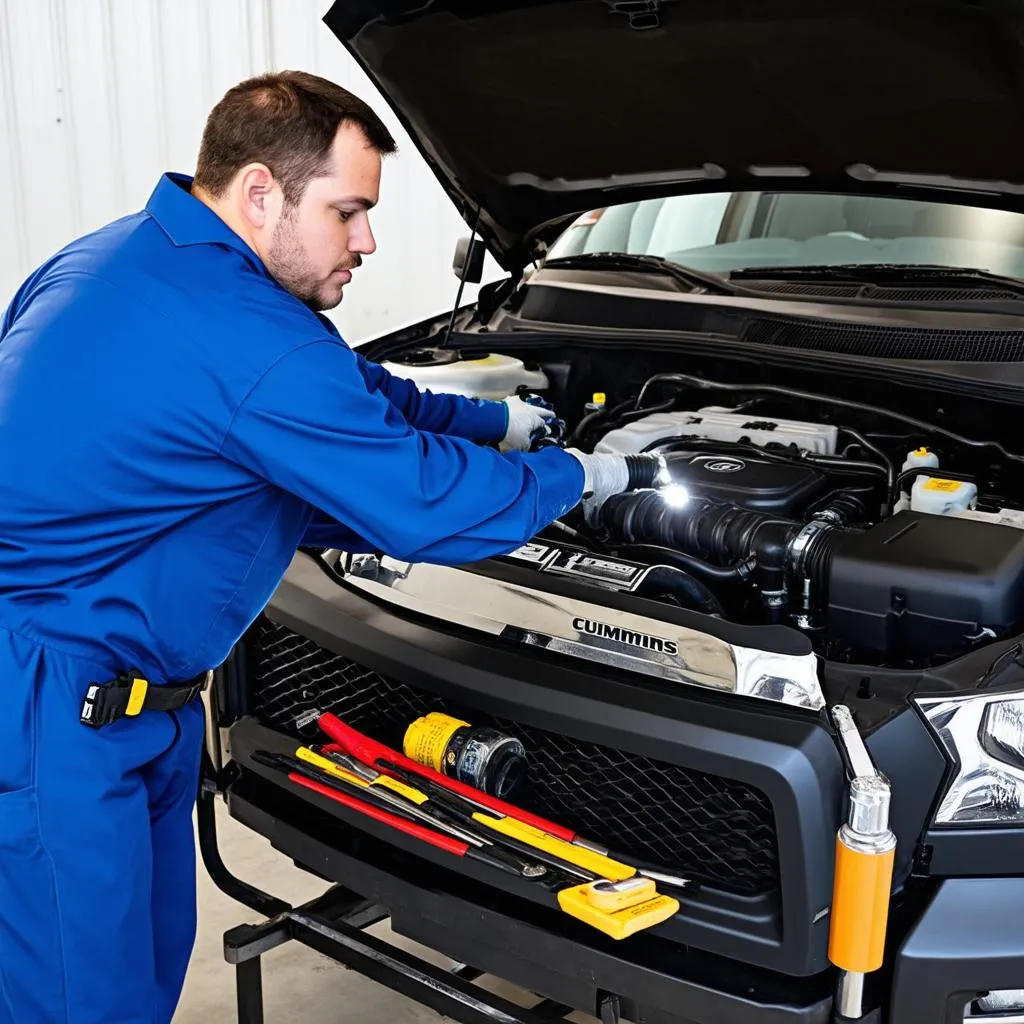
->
xmin=0 ymin=0 xmax=500 ymax=342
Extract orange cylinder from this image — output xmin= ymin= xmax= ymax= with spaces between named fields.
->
xmin=827 ymin=832 xmax=896 ymax=973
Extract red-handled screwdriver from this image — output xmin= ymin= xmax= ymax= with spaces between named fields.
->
xmin=287 ymin=772 xmax=540 ymax=877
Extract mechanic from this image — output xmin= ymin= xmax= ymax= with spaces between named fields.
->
xmin=0 ymin=71 xmax=642 ymax=1024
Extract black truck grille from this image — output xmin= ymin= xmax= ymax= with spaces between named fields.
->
xmin=245 ymin=618 xmax=780 ymax=896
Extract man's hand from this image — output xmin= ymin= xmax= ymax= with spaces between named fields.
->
xmin=564 ymin=449 xmax=662 ymax=524
xmin=500 ymin=395 xmax=558 ymax=451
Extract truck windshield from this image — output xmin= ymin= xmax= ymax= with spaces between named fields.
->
xmin=544 ymin=192 xmax=1024 ymax=280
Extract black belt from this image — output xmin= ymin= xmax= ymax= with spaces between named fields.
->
xmin=80 ymin=669 xmax=211 ymax=728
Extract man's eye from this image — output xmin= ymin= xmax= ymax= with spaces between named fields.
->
xmin=338 ymin=210 xmax=353 ymax=222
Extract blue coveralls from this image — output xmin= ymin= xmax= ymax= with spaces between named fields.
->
xmin=0 ymin=173 xmax=585 ymax=1023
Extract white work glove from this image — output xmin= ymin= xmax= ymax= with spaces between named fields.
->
xmin=500 ymin=395 xmax=557 ymax=452
xmin=564 ymin=448 xmax=639 ymax=525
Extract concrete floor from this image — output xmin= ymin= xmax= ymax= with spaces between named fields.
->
xmin=174 ymin=803 xmax=596 ymax=1023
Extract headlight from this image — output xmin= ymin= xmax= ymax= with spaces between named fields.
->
xmin=916 ymin=692 xmax=1024 ymax=825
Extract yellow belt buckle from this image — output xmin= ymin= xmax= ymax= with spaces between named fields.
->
xmin=125 ymin=676 xmax=149 ymax=717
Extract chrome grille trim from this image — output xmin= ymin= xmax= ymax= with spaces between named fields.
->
xmin=330 ymin=552 xmax=825 ymax=711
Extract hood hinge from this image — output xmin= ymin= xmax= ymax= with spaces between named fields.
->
xmin=604 ymin=0 xmax=663 ymax=31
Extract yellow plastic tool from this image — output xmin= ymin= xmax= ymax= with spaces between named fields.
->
xmin=471 ymin=812 xmax=635 ymax=881
xmin=295 ymin=747 xmax=429 ymax=805
xmin=583 ymin=877 xmax=657 ymax=912
xmin=557 ymin=883 xmax=679 ymax=939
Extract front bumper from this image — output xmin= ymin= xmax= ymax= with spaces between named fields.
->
xmin=213 ymin=755 xmax=1024 ymax=1024
xmin=219 ymin=756 xmax=836 ymax=1024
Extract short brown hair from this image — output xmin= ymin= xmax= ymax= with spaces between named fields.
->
xmin=193 ymin=71 xmax=397 ymax=204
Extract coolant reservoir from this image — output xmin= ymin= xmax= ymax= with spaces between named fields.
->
xmin=379 ymin=348 xmax=548 ymax=400
xmin=903 ymin=447 xmax=940 ymax=473
xmin=910 ymin=476 xmax=978 ymax=515
xmin=894 ymin=447 xmax=941 ymax=513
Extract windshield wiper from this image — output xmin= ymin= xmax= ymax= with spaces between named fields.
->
xmin=542 ymin=252 xmax=744 ymax=296
xmin=730 ymin=263 xmax=1024 ymax=298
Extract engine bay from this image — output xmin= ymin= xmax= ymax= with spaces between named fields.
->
xmin=380 ymin=346 xmax=1024 ymax=670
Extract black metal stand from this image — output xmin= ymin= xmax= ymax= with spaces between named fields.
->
xmin=221 ymin=886 xmax=580 ymax=1024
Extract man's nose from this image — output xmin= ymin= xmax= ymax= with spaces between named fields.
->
xmin=351 ymin=223 xmax=376 ymax=256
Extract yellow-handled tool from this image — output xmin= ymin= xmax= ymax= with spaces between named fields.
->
xmin=471 ymin=812 xmax=637 ymax=881
xmin=294 ymin=747 xmax=493 ymax=850
xmin=296 ymin=746 xmax=429 ymax=805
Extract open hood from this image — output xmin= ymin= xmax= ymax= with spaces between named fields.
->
xmin=324 ymin=0 xmax=1024 ymax=271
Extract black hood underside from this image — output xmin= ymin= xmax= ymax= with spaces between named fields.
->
xmin=325 ymin=0 xmax=1024 ymax=269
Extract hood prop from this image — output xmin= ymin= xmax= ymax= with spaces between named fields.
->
xmin=442 ymin=207 xmax=484 ymax=348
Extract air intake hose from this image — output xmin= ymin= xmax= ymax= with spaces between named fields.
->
xmin=601 ymin=490 xmax=862 ymax=617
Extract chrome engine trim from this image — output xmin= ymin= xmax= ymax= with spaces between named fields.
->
xmin=333 ymin=552 xmax=825 ymax=711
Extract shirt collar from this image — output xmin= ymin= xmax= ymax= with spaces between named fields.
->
xmin=145 ymin=172 xmax=269 ymax=272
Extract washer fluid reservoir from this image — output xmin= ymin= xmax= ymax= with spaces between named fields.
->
xmin=910 ymin=476 xmax=978 ymax=516
xmin=379 ymin=348 xmax=548 ymax=400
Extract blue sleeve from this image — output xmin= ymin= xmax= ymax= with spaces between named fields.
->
xmin=313 ymin=315 xmax=507 ymax=442
xmin=221 ymin=340 xmax=584 ymax=565
xmin=300 ymin=511 xmax=370 ymax=549
xmin=355 ymin=352 xmax=508 ymax=442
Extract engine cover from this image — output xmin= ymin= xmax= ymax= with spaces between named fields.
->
xmin=664 ymin=452 xmax=827 ymax=516
xmin=595 ymin=408 xmax=838 ymax=455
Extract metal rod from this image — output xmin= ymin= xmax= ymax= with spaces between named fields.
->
xmin=235 ymin=957 xmax=265 ymax=1024
xmin=635 ymin=868 xmax=690 ymax=889
xmin=196 ymin=765 xmax=291 ymax=919
xmin=831 ymin=706 xmax=877 ymax=781
xmin=836 ymin=971 xmax=864 ymax=1020
xmin=288 ymin=912 xmax=556 ymax=1024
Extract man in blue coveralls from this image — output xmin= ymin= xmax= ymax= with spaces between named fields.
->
xmin=0 ymin=71 xmax=645 ymax=1022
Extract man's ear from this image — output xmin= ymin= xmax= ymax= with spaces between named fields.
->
xmin=237 ymin=164 xmax=278 ymax=230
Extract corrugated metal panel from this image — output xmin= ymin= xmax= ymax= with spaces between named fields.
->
xmin=0 ymin=0 xmax=501 ymax=342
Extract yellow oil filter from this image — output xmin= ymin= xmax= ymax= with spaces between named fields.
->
xmin=403 ymin=712 xmax=469 ymax=773
xmin=403 ymin=712 xmax=528 ymax=799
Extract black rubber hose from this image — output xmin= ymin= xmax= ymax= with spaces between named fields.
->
xmin=565 ymin=397 xmax=635 ymax=448
xmin=634 ymin=372 xmax=1024 ymax=464
xmin=841 ymin=427 xmax=895 ymax=497
xmin=566 ymin=408 xmax=611 ymax=448
xmin=634 ymin=565 xmax=725 ymax=617
xmin=613 ymin=542 xmax=752 ymax=581
xmin=605 ymin=491 xmax=800 ymax=572
xmin=615 ymin=398 xmax=677 ymax=424
xmin=625 ymin=453 xmax=664 ymax=489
